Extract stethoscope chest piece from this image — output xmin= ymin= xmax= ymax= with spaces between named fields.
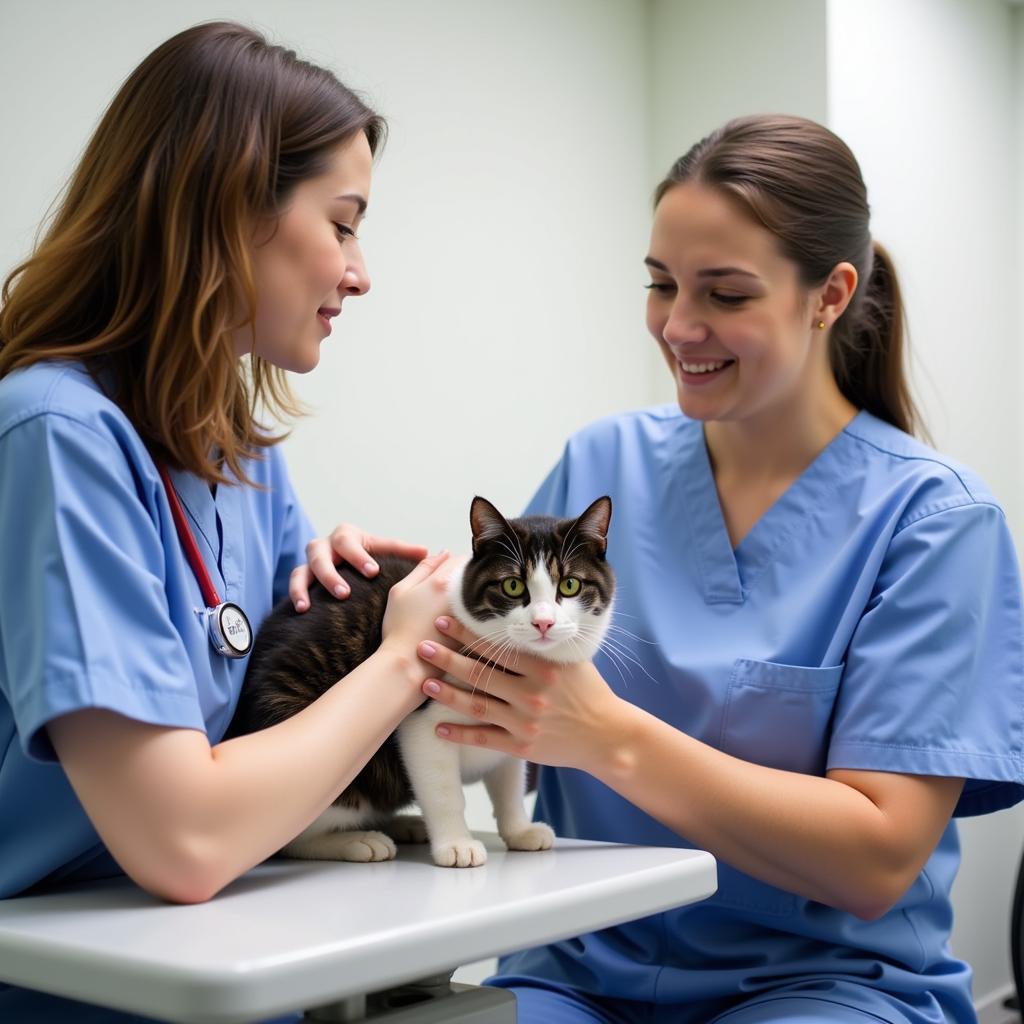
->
xmin=207 ymin=602 xmax=253 ymax=658
xmin=157 ymin=462 xmax=255 ymax=661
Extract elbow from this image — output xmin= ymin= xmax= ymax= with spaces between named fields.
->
xmin=834 ymin=867 xmax=916 ymax=922
xmin=843 ymin=895 xmax=896 ymax=922
xmin=119 ymin=837 xmax=233 ymax=905
xmin=142 ymin=871 xmax=224 ymax=906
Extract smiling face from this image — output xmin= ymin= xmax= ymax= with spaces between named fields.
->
xmin=241 ymin=131 xmax=373 ymax=371
xmin=645 ymin=182 xmax=835 ymax=426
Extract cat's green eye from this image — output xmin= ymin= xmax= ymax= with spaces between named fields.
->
xmin=559 ymin=577 xmax=581 ymax=597
xmin=501 ymin=577 xmax=525 ymax=598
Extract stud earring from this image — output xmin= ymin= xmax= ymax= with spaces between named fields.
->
xmin=817 ymin=321 xmax=826 ymax=330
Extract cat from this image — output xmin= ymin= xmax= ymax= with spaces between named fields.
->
xmin=227 ymin=495 xmax=614 ymax=868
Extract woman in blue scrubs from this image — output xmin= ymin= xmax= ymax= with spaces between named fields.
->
xmin=418 ymin=115 xmax=1024 ymax=1022
xmin=0 ymin=22 xmax=451 ymax=1022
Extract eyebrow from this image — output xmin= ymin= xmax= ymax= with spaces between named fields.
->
xmin=644 ymin=257 xmax=758 ymax=279
xmin=334 ymin=193 xmax=368 ymax=215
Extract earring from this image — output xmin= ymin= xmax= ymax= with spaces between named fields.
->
xmin=817 ymin=320 xmax=826 ymax=330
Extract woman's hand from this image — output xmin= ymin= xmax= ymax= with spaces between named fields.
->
xmin=290 ymin=524 xmax=429 ymax=611
xmin=415 ymin=615 xmax=626 ymax=773
xmin=378 ymin=552 xmax=465 ymax=665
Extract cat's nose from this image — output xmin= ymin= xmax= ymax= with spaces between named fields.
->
xmin=532 ymin=616 xmax=555 ymax=636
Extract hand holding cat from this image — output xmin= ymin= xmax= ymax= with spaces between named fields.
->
xmin=290 ymin=524 xmax=430 ymax=611
xmin=378 ymin=553 xmax=466 ymax=668
xmin=417 ymin=616 xmax=626 ymax=773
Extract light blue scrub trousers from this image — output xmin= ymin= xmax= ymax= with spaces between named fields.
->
xmin=493 ymin=976 xmax=944 ymax=1022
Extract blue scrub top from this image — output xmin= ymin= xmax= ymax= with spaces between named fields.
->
xmin=497 ymin=405 xmax=1024 ymax=1022
xmin=0 ymin=361 xmax=316 ymax=901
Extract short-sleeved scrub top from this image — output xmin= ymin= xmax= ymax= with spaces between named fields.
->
xmin=0 ymin=362 xmax=315 ymax=1020
xmin=492 ymin=405 xmax=1024 ymax=1024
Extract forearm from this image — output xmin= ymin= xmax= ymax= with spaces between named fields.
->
xmin=51 ymin=647 xmax=425 ymax=903
xmin=200 ymin=648 xmax=425 ymax=881
xmin=586 ymin=701 xmax=937 ymax=919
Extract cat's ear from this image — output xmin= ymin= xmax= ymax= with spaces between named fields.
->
xmin=470 ymin=496 xmax=513 ymax=555
xmin=568 ymin=496 xmax=612 ymax=555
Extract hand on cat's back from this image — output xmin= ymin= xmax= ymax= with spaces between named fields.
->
xmin=417 ymin=616 xmax=627 ymax=774
xmin=289 ymin=523 xmax=430 ymax=612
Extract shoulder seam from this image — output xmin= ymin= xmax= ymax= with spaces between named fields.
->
xmin=894 ymin=499 xmax=1004 ymax=535
xmin=844 ymin=426 xmax=978 ymax=502
xmin=0 ymin=407 xmax=131 ymax=462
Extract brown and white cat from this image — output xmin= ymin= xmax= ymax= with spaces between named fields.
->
xmin=227 ymin=495 xmax=614 ymax=868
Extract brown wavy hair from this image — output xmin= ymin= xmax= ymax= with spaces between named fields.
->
xmin=0 ymin=21 xmax=385 ymax=483
xmin=655 ymin=114 xmax=924 ymax=438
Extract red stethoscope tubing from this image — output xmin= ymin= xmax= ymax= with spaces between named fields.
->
xmin=156 ymin=463 xmax=222 ymax=609
xmin=156 ymin=463 xmax=252 ymax=659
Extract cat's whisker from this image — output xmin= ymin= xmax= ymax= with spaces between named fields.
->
xmin=596 ymin=637 xmax=660 ymax=686
xmin=506 ymin=527 xmax=527 ymax=568
xmin=593 ymin=639 xmax=632 ymax=690
xmin=460 ymin=630 xmax=520 ymax=688
xmin=461 ymin=628 xmax=511 ymax=658
xmin=602 ymin=624 xmax=657 ymax=646
xmin=466 ymin=635 xmax=513 ymax=692
xmin=466 ymin=633 xmax=514 ymax=693
xmin=573 ymin=622 xmax=657 ymax=683
xmin=558 ymin=527 xmax=578 ymax=566
xmin=567 ymin=628 xmax=630 ymax=690
xmin=461 ymin=643 xmax=510 ymax=687
xmin=478 ymin=638 xmax=517 ymax=700
xmin=492 ymin=536 xmax=523 ymax=567
xmin=560 ymin=536 xmax=586 ymax=566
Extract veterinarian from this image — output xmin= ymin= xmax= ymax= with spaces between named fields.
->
xmin=0 ymin=23 xmax=451 ymax=1021
xmin=417 ymin=115 xmax=1024 ymax=1023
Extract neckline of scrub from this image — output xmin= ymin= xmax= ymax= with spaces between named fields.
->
xmin=673 ymin=410 xmax=868 ymax=605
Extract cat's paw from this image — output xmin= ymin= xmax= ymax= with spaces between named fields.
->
xmin=431 ymin=837 xmax=488 ymax=868
xmin=502 ymin=822 xmax=556 ymax=852
xmin=387 ymin=815 xmax=430 ymax=844
xmin=325 ymin=830 xmax=398 ymax=862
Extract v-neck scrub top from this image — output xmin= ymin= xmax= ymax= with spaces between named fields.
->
xmin=494 ymin=405 xmax=1024 ymax=1023
xmin=0 ymin=362 xmax=316 ymax=900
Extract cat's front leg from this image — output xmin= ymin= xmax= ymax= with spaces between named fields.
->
xmin=484 ymin=756 xmax=555 ymax=852
xmin=397 ymin=712 xmax=487 ymax=868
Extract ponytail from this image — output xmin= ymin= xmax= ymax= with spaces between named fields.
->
xmin=830 ymin=241 xmax=922 ymax=437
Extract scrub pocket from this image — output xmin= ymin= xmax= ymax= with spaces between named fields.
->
xmin=708 ymin=659 xmax=844 ymax=917
xmin=720 ymin=659 xmax=844 ymax=775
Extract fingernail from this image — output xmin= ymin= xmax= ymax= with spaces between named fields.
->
xmin=436 ymin=725 xmax=450 ymax=738
xmin=363 ymin=561 xmax=378 ymax=575
xmin=334 ymin=584 xmax=348 ymax=598
xmin=419 ymin=642 xmax=438 ymax=657
xmin=424 ymin=680 xmax=441 ymax=695
xmin=296 ymin=600 xmax=308 ymax=612
xmin=434 ymin=548 xmax=449 ymax=558
xmin=435 ymin=616 xmax=450 ymax=631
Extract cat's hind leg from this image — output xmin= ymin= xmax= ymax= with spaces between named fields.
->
xmin=386 ymin=815 xmax=430 ymax=844
xmin=280 ymin=805 xmax=397 ymax=862
xmin=281 ymin=829 xmax=397 ymax=863
xmin=484 ymin=757 xmax=555 ymax=852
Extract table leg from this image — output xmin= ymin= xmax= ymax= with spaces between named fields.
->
xmin=304 ymin=971 xmax=516 ymax=1022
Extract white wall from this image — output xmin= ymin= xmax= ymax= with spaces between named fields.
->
xmin=828 ymin=0 xmax=1024 ymax=1005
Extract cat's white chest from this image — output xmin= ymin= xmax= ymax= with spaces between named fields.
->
xmin=398 ymin=697 xmax=509 ymax=781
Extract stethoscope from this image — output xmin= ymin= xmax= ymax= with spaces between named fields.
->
xmin=157 ymin=464 xmax=253 ymax=659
